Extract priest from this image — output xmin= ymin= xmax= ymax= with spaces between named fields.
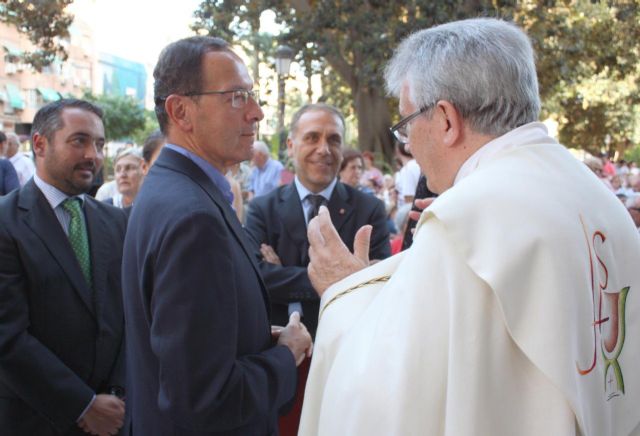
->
xmin=299 ymin=18 xmax=640 ymax=436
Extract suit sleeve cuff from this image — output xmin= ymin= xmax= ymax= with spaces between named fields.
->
xmin=76 ymin=394 xmax=96 ymax=422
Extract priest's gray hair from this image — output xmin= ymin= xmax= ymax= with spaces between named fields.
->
xmin=384 ymin=18 xmax=540 ymax=137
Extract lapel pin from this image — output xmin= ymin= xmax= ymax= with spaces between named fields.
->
xmin=339 ymin=208 xmax=345 ymax=215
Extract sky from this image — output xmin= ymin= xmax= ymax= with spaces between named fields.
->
xmin=91 ymin=0 xmax=203 ymax=67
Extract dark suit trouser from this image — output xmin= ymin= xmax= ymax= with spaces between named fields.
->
xmin=278 ymin=357 xmax=311 ymax=436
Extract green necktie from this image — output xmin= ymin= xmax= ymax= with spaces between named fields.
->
xmin=62 ymin=197 xmax=92 ymax=288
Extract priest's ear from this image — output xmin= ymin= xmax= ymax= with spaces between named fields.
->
xmin=435 ymin=100 xmax=463 ymax=148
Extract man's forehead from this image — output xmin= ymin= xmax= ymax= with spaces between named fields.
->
xmin=59 ymin=108 xmax=104 ymax=134
xmin=202 ymin=50 xmax=253 ymax=89
xmin=297 ymin=110 xmax=344 ymax=134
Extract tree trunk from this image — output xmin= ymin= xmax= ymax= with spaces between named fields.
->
xmin=354 ymin=87 xmax=394 ymax=163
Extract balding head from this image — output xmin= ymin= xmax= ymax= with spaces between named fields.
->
xmin=5 ymin=132 xmax=20 ymax=158
xmin=252 ymin=141 xmax=271 ymax=168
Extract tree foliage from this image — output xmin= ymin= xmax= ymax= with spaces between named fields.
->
xmin=192 ymin=0 xmax=640 ymax=161
xmin=131 ymin=109 xmax=161 ymax=146
xmin=0 ymin=0 xmax=74 ymax=71
xmin=514 ymin=1 xmax=640 ymax=156
xmin=82 ymin=92 xmax=146 ymax=142
xmin=193 ymin=0 xmax=510 ymax=161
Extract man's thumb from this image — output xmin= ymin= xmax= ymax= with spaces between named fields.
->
xmin=353 ymin=225 xmax=372 ymax=263
xmin=289 ymin=311 xmax=301 ymax=325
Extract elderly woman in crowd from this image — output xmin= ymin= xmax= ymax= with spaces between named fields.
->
xmin=339 ymin=149 xmax=374 ymax=195
xmin=105 ymin=147 xmax=147 ymax=208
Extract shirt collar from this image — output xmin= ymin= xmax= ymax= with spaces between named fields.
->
xmin=33 ymin=173 xmax=86 ymax=210
xmin=294 ymin=176 xmax=337 ymax=202
xmin=453 ymin=122 xmax=554 ymax=185
xmin=165 ymin=143 xmax=233 ymax=205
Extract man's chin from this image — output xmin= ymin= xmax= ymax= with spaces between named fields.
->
xmin=70 ymin=178 xmax=94 ymax=195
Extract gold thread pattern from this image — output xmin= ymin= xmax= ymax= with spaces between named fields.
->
xmin=319 ymin=275 xmax=391 ymax=320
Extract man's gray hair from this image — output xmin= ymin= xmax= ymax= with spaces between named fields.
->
xmin=252 ymin=140 xmax=270 ymax=156
xmin=288 ymin=103 xmax=345 ymax=138
xmin=6 ymin=132 xmax=19 ymax=146
xmin=385 ymin=18 xmax=540 ymax=137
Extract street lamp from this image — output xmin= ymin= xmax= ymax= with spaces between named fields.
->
xmin=275 ymin=44 xmax=294 ymax=161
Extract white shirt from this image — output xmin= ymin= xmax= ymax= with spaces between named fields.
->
xmin=395 ymin=159 xmax=420 ymax=207
xmin=9 ymin=153 xmax=35 ymax=187
xmin=32 ymin=173 xmax=86 ymax=235
xmin=95 ymin=180 xmax=117 ymax=201
xmin=293 ymin=176 xmax=337 ymax=225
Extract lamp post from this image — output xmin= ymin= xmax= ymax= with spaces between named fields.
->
xmin=275 ymin=45 xmax=294 ymax=162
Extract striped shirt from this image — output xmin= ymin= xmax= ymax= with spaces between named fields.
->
xmin=33 ymin=173 xmax=87 ymax=236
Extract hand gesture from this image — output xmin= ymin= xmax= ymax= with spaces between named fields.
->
xmin=307 ymin=206 xmax=370 ymax=296
xmin=277 ymin=312 xmax=313 ymax=366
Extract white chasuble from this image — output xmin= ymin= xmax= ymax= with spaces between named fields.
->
xmin=300 ymin=124 xmax=640 ymax=436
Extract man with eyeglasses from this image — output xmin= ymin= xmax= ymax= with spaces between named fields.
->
xmin=300 ymin=18 xmax=640 ymax=436
xmin=122 ymin=36 xmax=311 ymax=436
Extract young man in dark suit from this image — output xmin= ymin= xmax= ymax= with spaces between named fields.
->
xmin=122 ymin=36 xmax=311 ymax=436
xmin=0 ymin=99 xmax=127 ymax=435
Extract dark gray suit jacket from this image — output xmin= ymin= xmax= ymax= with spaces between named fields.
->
xmin=0 ymin=180 xmax=127 ymax=435
xmin=122 ymin=148 xmax=296 ymax=436
xmin=245 ymin=181 xmax=390 ymax=337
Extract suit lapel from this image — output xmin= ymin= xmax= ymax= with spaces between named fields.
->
xmin=158 ymin=149 xmax=272 ymax=314
xmin=328 ymin=182 xmax=355 ymax=234
xmin=85 ymin=198 xmax=110 ymax=314
xmin=19 ymin=181 xmax=95 ymax=316
xmin=279 ymin=183 xmax=309 ymax=264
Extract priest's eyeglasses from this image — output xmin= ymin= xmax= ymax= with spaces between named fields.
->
xmin=390 ymin=106 xmax=430 ymax=144
xmin=183 ymin=89 xmax=260 ymax=109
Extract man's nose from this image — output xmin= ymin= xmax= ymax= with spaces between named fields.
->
xmin=316 ymin=138 xmax=330 ymax=155
xmin=246 ymin=97 xmax=264 ymax=122
xmin=84 ymin=141 xmax=101 ymax=159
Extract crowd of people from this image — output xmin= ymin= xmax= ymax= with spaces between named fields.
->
xmin=584 ymin=155 xmax=640 ymax=231
xmin=0 ymin=16 xmax=639 ymax=436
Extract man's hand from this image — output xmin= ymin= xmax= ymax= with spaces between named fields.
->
xmin=78 ymin=394 xmax=124 ymax=436
xmin=277 ymin=312 xmax=313 ymax=366
xmin=307 ymin=206 xmax=370 ymax=296
xmin=260 ymin=243 xmax=282 ymax=265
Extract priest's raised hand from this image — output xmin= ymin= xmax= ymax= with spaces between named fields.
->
xmin=307 ymin=205 xmax=371 ymax=295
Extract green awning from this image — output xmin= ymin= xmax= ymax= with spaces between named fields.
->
xmin=5 ymin=83 xmax=24 ymax=110
xmin=37 ymin=87 xmax=61 ymax=102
